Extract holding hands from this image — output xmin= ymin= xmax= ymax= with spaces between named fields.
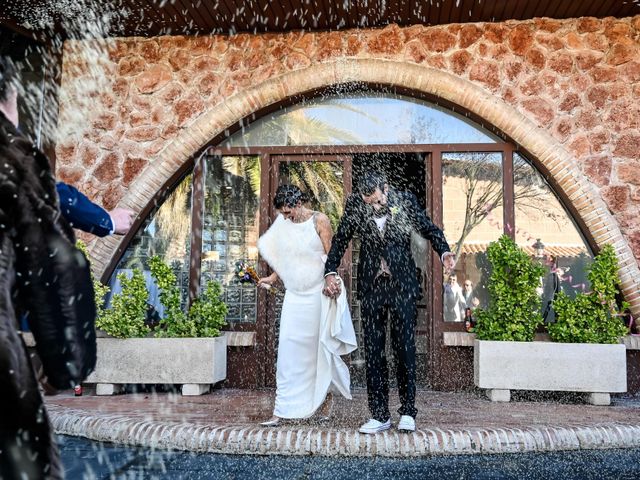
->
xmin=323 ymin=274 xmax=341 ymax=298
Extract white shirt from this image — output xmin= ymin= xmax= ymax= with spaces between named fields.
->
xmin=373 ymin=215 xmax=388 ymax=232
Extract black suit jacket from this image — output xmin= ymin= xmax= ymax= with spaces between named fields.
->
xmin=325 ymin=189 xmax=451 ymax=300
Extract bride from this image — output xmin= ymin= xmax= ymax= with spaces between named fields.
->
xmin=257 ymin=185 xmax=356 ymax=426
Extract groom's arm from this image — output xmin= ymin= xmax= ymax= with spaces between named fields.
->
xmin=405 ymin=191 xmax=451 ymax=259
xmin=324 ymin=194 xmax=359 ymax=276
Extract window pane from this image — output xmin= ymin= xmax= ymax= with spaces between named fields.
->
xmin=201 ymin=155 xmax=261 ymax=324
xmin=223 ymin=92 xmax=499 ymax=147
xmin=442 ymin=152 xmax=503 ymax=322
xmin=513 ymin=153 xmax=593 ymax=322
xmin=107 ymin=175 xmax=193 ymax=314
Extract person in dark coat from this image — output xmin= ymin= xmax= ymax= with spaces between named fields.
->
xmin=0 ymin=56 xmax=97 ymax=479
xmin=323 ymin=171 xmax=455 ymax=434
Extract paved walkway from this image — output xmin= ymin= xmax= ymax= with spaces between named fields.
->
xmin=46 ymin=388 xmax=640 ymax=457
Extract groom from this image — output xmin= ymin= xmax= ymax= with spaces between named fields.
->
xmin=323 ymin=171 xmax=455 ymax=433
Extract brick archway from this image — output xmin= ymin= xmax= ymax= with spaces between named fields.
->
xmin=91 ymin=58 xmax=640 ymax=315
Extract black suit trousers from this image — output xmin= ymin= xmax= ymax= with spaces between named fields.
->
xmin=360 ymin=275 xmax=418 ymax=421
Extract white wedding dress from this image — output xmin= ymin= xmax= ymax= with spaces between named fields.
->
xmin=258 ymin=214 xmax=356 ymax=419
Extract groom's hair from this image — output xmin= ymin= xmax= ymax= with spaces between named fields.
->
xmin=273 ymin=184 xmax=308 ymax=209
xmin=358 ymin=171 xmax=386 ymax=196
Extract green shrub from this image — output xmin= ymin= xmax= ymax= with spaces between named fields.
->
xmin=148 ymin=256 xmax=189 ymax=336
xmin=97 ymin=269 xmax=150 ymax=338
xmin=548 ymin=244 xmax=628 ymax=344
xmin=474 ymin=235 xmax=546 ymax=342
xmin=149 ymin=255 xmax=227 ymax=338
xmin=188 ymin=280 xmax=228 ymax=337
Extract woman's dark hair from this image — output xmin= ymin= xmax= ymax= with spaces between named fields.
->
xmin=273 ymin=184 xmax=308 ymax=209
xmin=358 ymin=171 xmax=387 ymax=195
xmin=0 ymin=56 xmax=19 ymax=103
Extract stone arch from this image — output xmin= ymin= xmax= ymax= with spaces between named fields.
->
xmin=91 ymin=58 xmax=640 ymax=315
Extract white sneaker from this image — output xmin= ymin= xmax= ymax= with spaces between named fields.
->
xmin=359 ymin=418 xmax=391 ymax=434
xmin=397 ymin=415 xmax=416 ymax=432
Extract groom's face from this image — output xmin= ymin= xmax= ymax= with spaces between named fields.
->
xmin=361 ymin=185 xmax=388 ymax=211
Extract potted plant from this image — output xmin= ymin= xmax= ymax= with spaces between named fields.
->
xmin=547 ymin=245 xmax=628 ymax=344
xmin=85 ymin=254 xmax=228 ymax=396
xmin=473 ymin=235 xmax=546 ymax=342
xmin=474 ymin=237 xmax=627 ymax=405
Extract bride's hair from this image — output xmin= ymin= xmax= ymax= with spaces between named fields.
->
xmin=273 ymin=184 xmax=308 ymax=209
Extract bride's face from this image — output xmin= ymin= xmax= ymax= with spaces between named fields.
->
xmin=279 ymin=202 xmax=302 ymax=221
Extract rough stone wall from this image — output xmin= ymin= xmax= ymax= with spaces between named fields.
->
xmin=56 ymin=16 xmax=640 ymax=262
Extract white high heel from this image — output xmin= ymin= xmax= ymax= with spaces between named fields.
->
xmin=260 ymin=416 xmax=281 ymax=427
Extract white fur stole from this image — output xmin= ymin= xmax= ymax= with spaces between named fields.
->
xmin=257 ymin=214 xmax=325 ymax=292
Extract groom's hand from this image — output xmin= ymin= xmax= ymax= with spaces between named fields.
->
xmin=323 ymin=274 xmax=341 ymax=298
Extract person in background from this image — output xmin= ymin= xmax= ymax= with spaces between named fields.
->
xmin=462 ymin=279 xmax=480 ymax=310
xmin=1 ymin=55 xmax=97 ymax=480
xmin=444 ymin=274 xmax=466 ymax=322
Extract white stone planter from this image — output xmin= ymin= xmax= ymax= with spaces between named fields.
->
xmin=474 ymin=339 xmax=627 ymax=405
xmin=86 ymin=336 xmax=227 ymax=396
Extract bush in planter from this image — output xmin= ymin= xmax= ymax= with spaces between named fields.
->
xmin=75 ymin=243 xmax=227 ymax=338
xmin=548 ymin=244 xmax=629 ymax=344
xmin=474 ymin=235 xmax=546 ymax=342
xmin=148 ymin=256 xmax=227 ymax=337
xmin=97 ymin=269 xmax=150 ymax=338
xmin=77 ymin=241 xmax=150 ymax=338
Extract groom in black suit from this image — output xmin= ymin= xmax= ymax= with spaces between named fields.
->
xmin=323 ymin=171 xmax=455 ymax=434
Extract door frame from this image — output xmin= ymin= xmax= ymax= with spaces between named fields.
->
xmin=185 ymin=143 xmax=514 ymax=388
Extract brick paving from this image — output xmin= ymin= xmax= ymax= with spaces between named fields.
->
xmin=46 ymin=388 xmax=640 ymax=457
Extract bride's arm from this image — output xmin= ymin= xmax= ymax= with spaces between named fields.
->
xmin=315 ymin=212 xmax=333 ymax=255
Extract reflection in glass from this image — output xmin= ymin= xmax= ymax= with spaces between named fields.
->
xmin=442 ymin=152 xmax=503 ymax=322
xmin=107 ymin=175 xmax=193 ymax=310
xmin=223 ymin=92 xmax=499 ymax=147
xmin=201 ymin=155 xmax=260 ymax=323
xmin=513 ymin=153 xmax=593 ymax=322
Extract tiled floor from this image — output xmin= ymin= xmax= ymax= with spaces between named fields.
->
xmin=47 ymin=387 xmax=640 ymax=430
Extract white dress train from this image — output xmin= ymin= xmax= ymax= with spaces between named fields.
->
xmin=258 ymin=214 xmax=356 ymax=419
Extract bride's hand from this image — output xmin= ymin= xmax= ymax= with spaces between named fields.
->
xmin=323 ymin=274 xmax=341 ymax=298
xmin=258 ymin=273 xmax=277 ymax=288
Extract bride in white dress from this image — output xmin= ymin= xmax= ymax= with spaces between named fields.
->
xmin=257 ymin=185 xmax=356 ymax=425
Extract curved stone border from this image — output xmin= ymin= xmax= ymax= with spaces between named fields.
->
xmin=89 ymin=58 xmax=640 ymax=315
xmin=49 ymin=406 xmax=640 ymax=457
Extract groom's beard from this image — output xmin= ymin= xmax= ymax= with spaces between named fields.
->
xmin=370 ymin=205 xmax=390 ymax=218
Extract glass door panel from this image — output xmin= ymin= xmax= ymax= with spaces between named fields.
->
xmin=107 ymin=174 xmax=193 ymax=314
xmin=441 ymin=152 xmax=503 ymax=324
xmin=513 ymin=153 xmax=593 ymax=322
xmin=201 ymin=155 xmax=261 ymax=324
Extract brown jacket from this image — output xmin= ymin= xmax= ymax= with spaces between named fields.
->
xmin=0 ymin=112 xmax=97 ymax=479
